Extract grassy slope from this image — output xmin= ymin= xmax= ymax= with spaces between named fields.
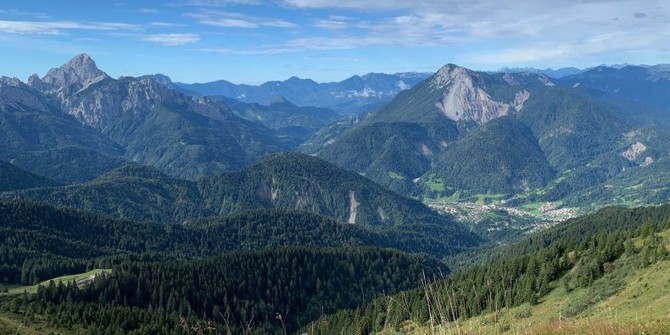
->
xmin=4 ymin=269 xmax=110 ymax=295
xmin=0 ymin=313 xmax=83 ymax=335
xmin=0 ymin=269 xmax=111 ymax=335
xmin=408 ymin=230 xmax=670 ymax=335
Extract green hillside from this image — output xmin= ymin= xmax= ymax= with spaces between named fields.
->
xmin=0 ymin=199 xmax=474 ymax=286
xmin=2 ymin=153 xmax=482 ymax=256
xmin=517 ymin=88 xmax=628 ymax=170
xmin=0 ymin=161 xmax=59 ymax=192
xmin=303 ymin=203 xmax=670 ymax=334
xmin=4 ymin=164 xmax=212 ymax=224
xmin=429 ymin=117 xmax=556 ymax=195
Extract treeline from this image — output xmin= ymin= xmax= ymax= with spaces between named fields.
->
xmin=20 ymin=247 xmax=446 ymax=334
xmin=303 ymin=203 xmax=670 ymax=334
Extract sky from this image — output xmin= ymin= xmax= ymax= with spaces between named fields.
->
xmin=0 ymin=0 xmax=668 ymax=84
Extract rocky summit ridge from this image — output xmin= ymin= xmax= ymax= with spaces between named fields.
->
xmin=28 ymin=53 xmax=108 ymax=93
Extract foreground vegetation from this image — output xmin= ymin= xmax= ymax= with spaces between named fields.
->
xmin=303 ymin=204 xmax=670 ymax=334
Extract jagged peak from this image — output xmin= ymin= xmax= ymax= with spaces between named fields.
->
xmin=37 ymin=53 xmax=108 ymax=91
xmin=0 ymin=76 xmax=25 ymax=87
xmin=502 ymin=72 xmax=555 ymax=87
xmin=137 ymin=73 xmax=173 ymax=86
xmin=430 ymin=63 xmax=476 ymax=90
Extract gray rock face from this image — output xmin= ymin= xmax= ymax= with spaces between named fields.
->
xmin=37 ymin=53 xmax=108 ymax=92
xmin=61 ymin=76 xmax=232 ymax=130
xmin=24 ymin=54 xmax=232 ymax=130
xmin=0 ymin=76 xmax=53 ymax=112
xmin=431 ymin=65 xmax=531 ymax=125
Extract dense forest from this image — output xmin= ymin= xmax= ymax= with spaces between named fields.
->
xmin=6 ymin=247 xmax=446 ymax=334
xmin=430 ymin=116 xmax=556 ymax=195
xmin=0 ymin=200 xmax=475 ymax=287
xmin=2 ymin=154 xmax=482 ymax=255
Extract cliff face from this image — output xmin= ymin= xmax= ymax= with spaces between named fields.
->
xmin=431 ymin=65 xmax=532 ymax=124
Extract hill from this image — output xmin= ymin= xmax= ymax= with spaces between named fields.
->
xmin=3 ymin=164 xmax=212 ymax=223
xmin=3 ymin=247 xmax=445 ymax=335
xmin=0 ymin=161 xmax=59 ymax=192
xmin=0 ymin=200 xmax=458 ymax=285
xmin=3 ymin=153 xmax=481 ymax=256
xmin=0 ymin=200 xmax=456 ymax=334
xmin=429 ymin=116 xmax=555 ymax=195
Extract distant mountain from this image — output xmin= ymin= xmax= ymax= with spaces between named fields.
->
xmin=0 ymin=161 xmax=59 ymax=192
xmin=175 ymin=72 xmax=431 ymax=115
xmin=557 ymin=65 xmax=670 ymax=114
xmin=214 ymin=96 xmax=342 ymax=143
xmin=307 ymin=63 xmax=670 ymax=207
xmin=496 ymin=66 xmax=585 ymax=78
xmin=13 ymin=54 xmax=298 ymax=181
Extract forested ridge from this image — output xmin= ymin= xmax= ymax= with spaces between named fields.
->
xmin=0 ymin=200 xmax=470 ymax=287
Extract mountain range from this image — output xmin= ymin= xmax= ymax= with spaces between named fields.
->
xmin=495 ymin=66 xmax=585 ymax=78
xmin=175 ymin=71 xmax=431 ymax=115
xmin=2 ymin=54 xmax=668 ymax=210
xmin=1 ymin=54 xmax=312 ymax=182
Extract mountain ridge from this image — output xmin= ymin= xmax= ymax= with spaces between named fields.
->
xmin=175 ymin=71 xmax=431 ymax=115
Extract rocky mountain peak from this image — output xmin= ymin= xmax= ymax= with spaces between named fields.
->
xmin=0 ymin=76 xmax=24 ymax=88
xmin=36 ymin=53 xmax=108 ymax=92
xmin=430 ymin=64 xmax=474 ymax=90
xmin=429 ymin=64 xmax=531 ymax=125
xmin=137 ymin=74 xmax=173 ymax=86
xmin=0 ymin=76 xmax=53 ymax=112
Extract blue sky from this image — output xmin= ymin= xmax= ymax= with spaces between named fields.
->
xmin=0 ymin=0 xmax=667 ymax=84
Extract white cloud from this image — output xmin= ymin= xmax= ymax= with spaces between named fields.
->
xmin=187 ymin=11 xmax=297 ymax=28
xmin=199 ymin=17 xmax=258 ymax=28
xmin=142 ymin=33 xmax=200 ymax=45
xmin=0 ymin=20 xmax=140 ymax=35
xmin=278 ymin=0 xmax=670 ymax=65
xmin=314 ymin=19 xmax=349 ymax=30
